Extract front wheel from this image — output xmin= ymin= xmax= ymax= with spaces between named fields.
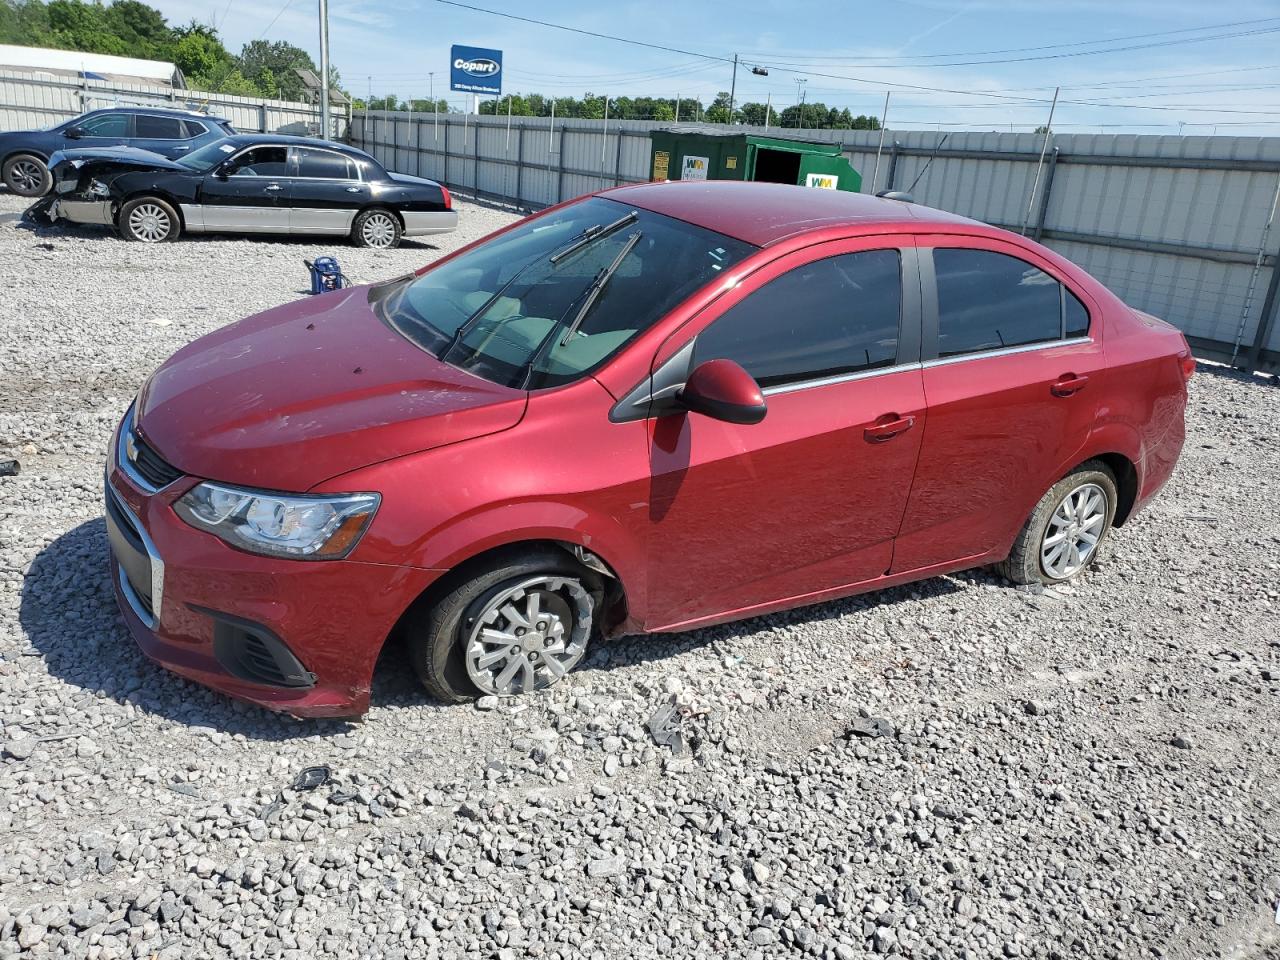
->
xmin=998 ymin=461 xmax=1117 ymax=586
xmin=119 ymin=197 xmax=181 ymax=243
xmin=408 ymin=550 xmax=600 ymax=703
xmin=3 ymin=153 xmax=51 ymax=197
xmin=351 ymin=208 xmax=402 ymax=249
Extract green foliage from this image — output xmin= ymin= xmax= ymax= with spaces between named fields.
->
xmin=0 ymin=0 xmax=347 ymax=102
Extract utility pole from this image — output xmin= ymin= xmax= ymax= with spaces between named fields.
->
xmin=428 ymin=72 xmax=434 ymax=109
xmin=728 ymin=53 xmax=739 ymax=124
xmin=764 ymin=92 xmax=771 ymax=132
xmin=793 ymin=78 xmax=806 ymax=128
xmin=318 ymin=0 xmax=330 ymax=137
xmin=674 ymin=92 xmax=679 ymax=123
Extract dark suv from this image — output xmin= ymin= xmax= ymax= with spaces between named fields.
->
xmin=1 ymin=107 xmax=236 ymax=196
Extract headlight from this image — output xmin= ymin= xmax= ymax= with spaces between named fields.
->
xmin=87 ymin=179 xmax=110 ymax=198
xmin=174 ymin=482 xmax=380 ymax=560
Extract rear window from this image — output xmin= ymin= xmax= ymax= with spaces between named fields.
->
xmin=382 ymin=196 xmax=755 ymax=390
xmin=933 ymin=249 xmax=1068 ymax=357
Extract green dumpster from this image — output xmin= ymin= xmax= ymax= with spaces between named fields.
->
xmin=648 ymin=128 xmax=862 ymax=193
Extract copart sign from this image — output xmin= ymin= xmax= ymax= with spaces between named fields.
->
xmin=450 ymin=44 xmax=503 ymax=95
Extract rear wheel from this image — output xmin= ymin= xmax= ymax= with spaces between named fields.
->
xmin=3 ymin=153 xmax=51 ymax=197
xmin=351 ymin=208 xmax=402 ymax=249
xmin=998 ymin=461 xmax=1117 ymax=586
xmin=408 ymin=549 xmax=599 ymax=703
xmin=119 ymin=197 xmax=181 ymax=243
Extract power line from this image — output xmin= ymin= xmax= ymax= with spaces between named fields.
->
xmin=257 ymin=0 xmax=296 ymax=39
xmin=433 ymin=0 xmax=731 ymax=63
xmin=737 ymin=15 xmax=1280 ymax=61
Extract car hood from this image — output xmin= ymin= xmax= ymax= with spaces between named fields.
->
xmin=52 ymin=146 xmax=188 ymax=173
xmin=135 ymin=284 xmax=527 ymax=491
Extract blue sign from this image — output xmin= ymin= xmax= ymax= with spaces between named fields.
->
xmin=450 ymin=44 xmax=502 ymax=96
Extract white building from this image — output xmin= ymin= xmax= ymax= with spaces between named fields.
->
xmin=0 ymin=44 xmax=183 ymax=88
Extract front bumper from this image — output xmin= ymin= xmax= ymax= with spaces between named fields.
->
xmin=104 ymin=415 xmax=439 ymax=717
xmin=49 ymin=198 xmax=115 ymax=227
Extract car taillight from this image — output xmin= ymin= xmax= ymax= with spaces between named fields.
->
xmin=439 ymin=185 xmax=452 ymax=210
xmin=1178 ymin=342 xmax=1195 ymax=381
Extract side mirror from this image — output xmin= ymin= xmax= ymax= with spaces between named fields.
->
xmin=677 ymin=359 xmax=767 ymax=425
xmin=64 ymin=126 xmax=85 ymax=140
xmin=213 ymin=161 xmax=230 ymax=179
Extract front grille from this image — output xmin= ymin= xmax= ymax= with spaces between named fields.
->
xmin=129 ymin=429 xmax=183 ymax=489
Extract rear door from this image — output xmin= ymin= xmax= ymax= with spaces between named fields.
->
xmin=288 ymin=146 xmax=365 ymax=235
xmin=197 ymin=145 xmax=292 ymax=233
xmin=131 ymin=113 xmax=193 ymax=158
xmin=642 ymin=239 xmax=928 ymax=630
xmin=890 ymin=236 xmax=1105 ymax=574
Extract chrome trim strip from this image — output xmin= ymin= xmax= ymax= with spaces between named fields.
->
xmin=762 ymin=361 xmax=923 ymax=397
xmin=922 ymin=336 xmax=1094 ymax=369
xmin=115 ymin=407 xmax=176 ymax=495
xmin=107 ymin=482 xmax=165 ymax=627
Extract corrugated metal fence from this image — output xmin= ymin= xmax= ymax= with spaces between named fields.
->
xmin=0 ymin=69 xmax=347 ymax=136
xmin=352 ymin=111 xmax=1280 ymax=373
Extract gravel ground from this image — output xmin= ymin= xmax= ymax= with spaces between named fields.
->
xmin=0 ymin=187 xmax=1278 ymax=960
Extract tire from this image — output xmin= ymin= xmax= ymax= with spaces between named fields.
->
xmin=998 ymin=460 xmax=1118 ymax=586
xmin=119 ymin=197 xmax=181 ymax=243
xmin=407 ymin=549 xmax=601 ymax=703
xmin=351 ymin=208 xmax=402 ymax=249
xmin=3 ymin=153 xmax=51 ymax=197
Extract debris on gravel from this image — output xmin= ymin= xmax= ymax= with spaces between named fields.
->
xmin=1 ymin=190 xmax=1278 ymax=959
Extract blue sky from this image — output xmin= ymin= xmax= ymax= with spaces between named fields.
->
xmin=152 ymin=0 xmax=1280 ymax=134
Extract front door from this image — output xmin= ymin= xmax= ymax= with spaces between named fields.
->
xmin=198 ymin=145 xmax=292 ymax=233
xmin=66 ymin=111 xmax=131 ymax=149
xmin=891 ymin=238 xmax=1106 ymax=573
xmin=643 ymin=240 xmax=927 ymax=630
xmin=288 ymin=145 xmax=364 ymax=235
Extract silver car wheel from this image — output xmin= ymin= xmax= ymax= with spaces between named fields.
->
xmin=360 ymin=212 xmax=397 ymax=248
xmin=1040 ymin=481 xmax=1108 ymax=580
xmin=464 ymin=576 xmax=592 ymax=696
xmin=127 ymin=203 xmax=171 ymax=243
xmin=9 ymin=159 xmax=43 ymax=193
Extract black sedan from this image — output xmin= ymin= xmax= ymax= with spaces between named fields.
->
xmin=30 ymin=135 xmax=456 ymax=248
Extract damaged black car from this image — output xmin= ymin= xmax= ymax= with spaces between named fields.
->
xmin=27 ymin=134 xmax=457 ymax=249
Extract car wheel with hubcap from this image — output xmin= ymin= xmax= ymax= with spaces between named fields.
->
xmin=3 ymin=153 xmax=51 ymax=197
xmin=998 ymin=460 xmax=1118 ymax=586
xmin=352 ymin=208 xmax=402 ymax=249
xmin=119 ymin=197 xmax=181 ymax=243
xmin=407 ymin=549 xmax=601 ymax=703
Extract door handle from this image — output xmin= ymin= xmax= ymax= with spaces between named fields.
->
xmin=265 ymin=183 xmax=282 ymax=192
xmin=1051 ymin=373 xmax=1089 ymax=397
xmin=864 ymin=414 xmax=916 ymax=443
xmin=172 ymin=146 xmax=189 ymax=152
xmin=345 ymin=186 xmax=361 ymax=193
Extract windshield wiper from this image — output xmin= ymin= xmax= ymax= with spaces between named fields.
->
xmin=556 ymin=230 xmax=643 ymax=347
xmin=548 ymin=210 xmax=638 ymax=265
xmin=440 ymin=210 xmax=640 ymax=363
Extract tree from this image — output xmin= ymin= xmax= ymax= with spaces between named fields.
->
xmin=236 ymin=39 xmax=317 ymax=101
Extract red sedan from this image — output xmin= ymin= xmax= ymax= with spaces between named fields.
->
xmin=104 ymin=181 xmax=1192 ymax=717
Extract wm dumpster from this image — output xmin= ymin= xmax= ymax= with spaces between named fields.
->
xmin=648 ymin=128 xmax=862 ymax=193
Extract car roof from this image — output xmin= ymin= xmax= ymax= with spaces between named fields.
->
xmin=217 ymin=133 xmax=377 ymax=162
xmin=598 ymin=180 xmax=982 ymax=247
xmin=90 ymin=106 xmax=230 ymax=122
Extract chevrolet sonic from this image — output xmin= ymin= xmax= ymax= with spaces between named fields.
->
xmin=104 ymin=181 xmax=1192 ymax=716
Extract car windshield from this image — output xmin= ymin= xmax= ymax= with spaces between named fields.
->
xmin=175 ymin=139 xmax=241 ymax=171
xmin=379 ymin=196 xmax=754 ymax=389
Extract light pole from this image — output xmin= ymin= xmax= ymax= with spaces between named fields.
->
xmin=318 ymin=0 xmax=330 ymax=137
xmin=429 ymin=72 xmax=434 ymax=110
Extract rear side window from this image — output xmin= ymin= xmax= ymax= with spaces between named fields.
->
xmin=695 ymin=249 xmax=902 ymax=388
xmin=135 ymin=115 xmax=184 ymax=139
xmin=295 ymin=148 xmax=357 ymax=180
xmin=932 ymin=248 xmax=1090 ymax=357
xmin=182 ymin=119 xmax=207 ymax=138
xmin=79 ymin=113 xmax=130 ymax=136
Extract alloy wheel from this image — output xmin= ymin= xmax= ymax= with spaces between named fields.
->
xmin=361 ymin=212 xmax=397 ymax=248
xmin=8 ymin=159 xmax=43 ymax=193
xmin=128 ymin=203 xmax=171 ymax=243
xmin=464 ymin=576 xmax=593 ymax=696
xmin=1040 ymin=481 xmax=1108 ymax=580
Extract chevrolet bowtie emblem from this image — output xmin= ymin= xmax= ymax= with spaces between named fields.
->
xmin=125 ymin=431 xmax=139 ymax=464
